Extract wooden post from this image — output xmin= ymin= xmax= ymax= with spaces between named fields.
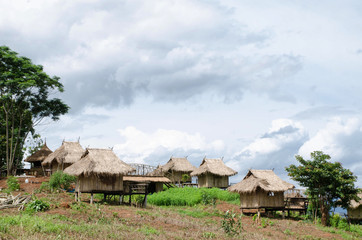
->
xmin=90 ymin=193 xmax=93 ymax=204
xmin=143 ymin=194 xmax=148 ymax=208
xmin=78 ymin=191 xmax=81 ymax=202
xmin=129 ymin=193 xmax=132 ymax=205
xmin=75 ymin=192 xmax=78 ymax=202
xmin=257 ymin=209 xmax=261 ymax=223
xmin=282 ymin=210 xmax=285 ymax=219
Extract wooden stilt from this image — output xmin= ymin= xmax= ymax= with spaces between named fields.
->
xmin=143 ymin=194 xmax=148 ymax=208
xmin=90 ymin=193 xmax=93 ymax=204
xmin=75 ymin=192 xmax=78 ymax=202
xmin=282 ymin=210 xmax=285 ymax=219
xmin=78 ymin=191 xmax=81 ymax=202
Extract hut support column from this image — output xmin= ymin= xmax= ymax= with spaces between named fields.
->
xmin=78 ymin=191 xmax=81 ymax=202
xmin=90 ymin=193 xmax=93 ymax=204
xmin=282 ymin=210 xmax=285 ymax=219
xmin=75 ymin=192 xmax=78 ymax=202
xmin=143 ymin=194 xmax=148 ymax=208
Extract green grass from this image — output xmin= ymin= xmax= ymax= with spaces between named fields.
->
xmin=148 ymin=187 xmax=239 ymax=206
xmin=318 ymin=223 xmax=362 ymax=240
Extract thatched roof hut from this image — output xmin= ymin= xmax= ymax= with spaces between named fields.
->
xmin=64 ymin=148 xmax=135 ymax=195
xmin=191 ymin=158 xmax=237 ymax=188
xmin=24 ymin=143 xmax=52 ymax=167
xmin=153 ymin=157 xmax=196 ymax=184
xmin=348 ymin=192 xmax=362 ymax=220
xmin=42 ymin=141 xmax=84 ymax=173
xmin=228 ymin=169 xmax=294 ymax=210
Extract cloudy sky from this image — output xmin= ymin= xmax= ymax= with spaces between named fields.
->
xmin=1 ymin=0 xmax=362 ymax=186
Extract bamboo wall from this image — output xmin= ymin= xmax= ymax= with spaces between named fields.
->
xmin=170 ymin=171 xmax=190 ymax=183
xmin=239 ymin=190 xmax=284 ymax=208
xmin=197 ymin=173 xmax=229 ymax=188
xmin=76 ymin=175 xmax=123 ymax=193
xmin=348 ymin=206 xmax=362 ymax=219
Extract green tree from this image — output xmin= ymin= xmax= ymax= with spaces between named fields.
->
xmin=0 ymin=46 xmax=69 ymax=175
xmin=286 ymin=151 xmax=360 ymax=226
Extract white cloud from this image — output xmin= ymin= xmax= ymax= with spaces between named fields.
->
xmin=298 ymin=117 xmax=362 ymax=186
xmin=228 ymin=119 xmax=307 ymax=179
xmin=114 ymin=126 xmax=224 ymax=164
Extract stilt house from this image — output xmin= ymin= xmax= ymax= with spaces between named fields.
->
xmin=348 ymin=193 xmax=362 ymax=220
xmin=42 ymin=141 xmax=84 ymax=174
xmin=191 ymin=158 xmax=237 ymax=188
xmin=155 ymin=157 xmax=196 ymax=184
xmin=24 ymin=143 xmax=53 ymax=176
xmin=64 ymin=148 xmax=135 ymax=201
xmin=228 ymin=170 xmax=294 ymax=212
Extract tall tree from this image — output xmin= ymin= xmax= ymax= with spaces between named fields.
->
xmin=286 ymin=151 xmax=360 ymax=226
xmin=0 ymin=46 xmax=69 ymax=175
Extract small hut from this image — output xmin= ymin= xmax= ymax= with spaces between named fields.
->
xmin=348 ymin=193 xmax=362 ymax=220
xmin=155 ymin=157 xmax=196 ymax=184
xmin=191 ymin=158 xmax=237 ymax=188
xmin=64 ymin=148 xmax=135 ymax=202
xmin=228 ymin=170 xmax=294 ymax=212
xmin=24 ymin=143 xmax=52 ymax=176
xmin=42 ymin=141 xmax=84 ymax=174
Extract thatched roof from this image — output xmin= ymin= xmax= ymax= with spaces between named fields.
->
xmin=147 ymin=165 xmax=163 ymax=176
xmin=349 ymin=193 xmax=362 ymax=209
xmin=228 ymin=169 xmax=294 ymax=194
xmin=42 ymin=141 xmax=84 ymax=167
xmin=24 ymin=143 xmax=52 ymax=163
xmin=160 ymin=157 xmax=196 ymax=173
xmin=64 ymin=148 xmax=135 ymax=177
xmin=123 ymin=176 xmax=171 ymax=183
xmin=191 ymin=158 xmax=237 ymax=177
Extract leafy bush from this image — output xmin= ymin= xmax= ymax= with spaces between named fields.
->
xmin=6 ymin=176 xmax=20 ymax=191
xmin=330 ymin=213 xmax=341 ymax=228
xmin=148 ymin=187 xmax=239 ymax=206
xmin=49 ymin=171 xmax=76 ymax=191
xmin=26 ymin=199 xmax=50 ymax=213
xmin=221 ymin=210 xmax=242 ymax=236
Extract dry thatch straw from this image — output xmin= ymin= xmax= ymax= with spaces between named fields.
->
xmin=190 ymin=158 xmax=237 ymax=177
xmin=24 ymin=143 xmax=52 ymax=163
xmin=228 ymin=169 xmax=294 ymax=194
xmin=64 ymin=148 xmax=135 ymax=177
xmin=349 ymin=193 xmax=362 ymax=209
xmin=147 ymin=165 xmax=163 ymax=176
xmin=42 ymin=141 xmax=84 ymax=167
xmin=160 ymin=157 xmax=196 ymax=173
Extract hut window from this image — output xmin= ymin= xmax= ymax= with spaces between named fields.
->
xmin=268 ymin=192 xmax=275 ymax=197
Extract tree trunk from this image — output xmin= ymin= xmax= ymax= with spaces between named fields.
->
xmin=320 ymin=200 xmax=329 ymax=226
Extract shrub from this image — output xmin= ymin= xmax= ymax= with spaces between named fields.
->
xmin=49 ymin=171 xmax=76 ymax=192
xmin=6 ymin=176 xmax=20 ymax=191
xmin=330 ymin=213 xmax=341 ymax=228
xmin=221 ymin=210 xmax=243 ymax=236
xmin=26 ymin=199 xmax=50 ymax=213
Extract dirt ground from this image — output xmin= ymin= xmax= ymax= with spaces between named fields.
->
xmin=0 ymin=176 xmax=356 ymax=239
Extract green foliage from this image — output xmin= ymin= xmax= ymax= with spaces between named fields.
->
xmin=148 ymin=187 xmax=239 ymax=206
xmin=0 ymin=45 xmax=69 ymax=175
xmin=221 ymin=210 xmax=243 ymax=236
xmin=6 ymin=176 xmax=20 ymax=191
xmin=329 ymin=213 xmax=341 ymax=228
xmin=49 ymin=171 xmax=76 ymax=192
xmin=36 ymin=182 xmax=51 ymax=193
xmin=202 ymin=232 xmax=216 ymax=239
xmin=286 ymin=151 xmax=359 ymax=226
xmin=201 ymin=190 xmax=216 ymax=206
xmin=181 ymin=174 xmax=190 ymax=182
xmin=26 ymin=199 xmax=50 ymax=213
xmin=138 ymin=226 xmax=160 ymax=236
